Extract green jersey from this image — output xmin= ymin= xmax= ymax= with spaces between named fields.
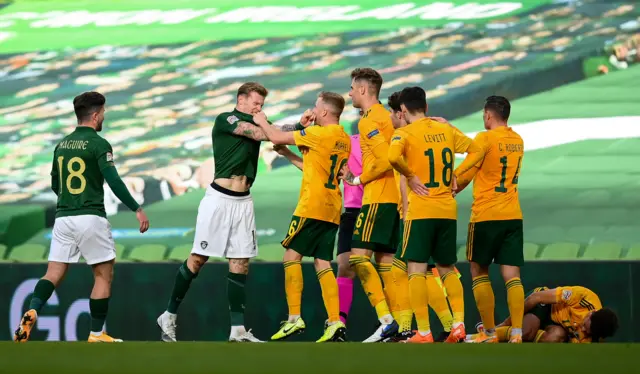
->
xmin=212 ymin=109 xmax=261 ymax=186
xmin=51 ymin=127 xmax=114 ymax=218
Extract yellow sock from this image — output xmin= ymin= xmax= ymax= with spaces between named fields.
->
xmin=350 ymin=255 xmax=391 ymax=319
xmin=534 ymin=329 xmax=545 ymax=343
xmin=284 ymin=260 xmax=303 ymax=316
xmin=506 ymin=278 xmax=525 ymax=331
xmin=472 ymin=275 xmax=495 ymax=332
xmin=442 ymin=270 xmax=465 ymax=324
xmin=317 ymin=268 xmax=340 ymax=323
xmin=409 ymin=273 xmax=430 ymax=333
xmin=495 ymin=326 xmax=511 ymax=342
xmin=392 ymin=259 xmax=412 ymax=332
xmin=427 ymin=270 xmax=453 ymax=332
xmin=378 ymin=263 xmax=398 ymax=318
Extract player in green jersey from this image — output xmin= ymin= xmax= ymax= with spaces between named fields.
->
xmin=157 ymin=82 xmax=312 ymax=342
xmin=14 ymin=92 xmax=150 ymax=343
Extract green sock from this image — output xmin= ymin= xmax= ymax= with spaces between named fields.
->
xmin=89 ymin=298 xmax=109 ymax=333
xmin=227 ymin=272 xmax=247 ymax=326
xmin=167 ymin=261 xmax=196 ymax=314
xmin=28 ymin=279 xmax=55 ymax=313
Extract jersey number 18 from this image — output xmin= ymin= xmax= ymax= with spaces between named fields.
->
xmin=57 ymin=156 xmax=87 ymax=195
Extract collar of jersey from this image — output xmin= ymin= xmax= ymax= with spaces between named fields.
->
xmin=75 ymin=126 xmax=96 ymax=132
xmin=232 ymin=108 xmax=254 ymax=121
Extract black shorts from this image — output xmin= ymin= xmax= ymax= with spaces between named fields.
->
xmin=337 ymin=208 xmax=360 ymax=256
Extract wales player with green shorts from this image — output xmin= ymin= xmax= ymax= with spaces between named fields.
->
xmin=14 ymin=92 xmax=150 ymax=343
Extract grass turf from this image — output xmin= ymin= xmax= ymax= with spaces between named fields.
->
xmin=0 ymin=342 xmax=637 ymax=374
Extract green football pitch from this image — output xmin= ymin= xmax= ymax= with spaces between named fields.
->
xmin=1 ymin=342 xmax=637 ymax=374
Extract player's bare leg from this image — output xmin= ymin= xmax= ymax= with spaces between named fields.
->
xmin=272 ymin=249 xmax=306 ymax=340
xmin=436 ymin=263 xmax=466 ymax=343
xmin=14 ymin=262 xmax=67 ymax=342
xmin=467 ymin=262 xmax=498 ymax=343
xmin=88 ymin=259 xmax=121 ymax=343
xmin=501 ymin=264 xmax=524 ymax=343
xmin=314 ymin=258 xmax=346 ymax=342
xmin=350 ymin=247 xmax=398 ymax=342
xmin=228 ymin=258 xmax=262 ymax=342
xmin=336 ymin=252 xmax=355 ymax=326
xmin=539 ymin=325 xmax=568 ymax=343
xmin=158 ymin=253 xmax=208 ymax=342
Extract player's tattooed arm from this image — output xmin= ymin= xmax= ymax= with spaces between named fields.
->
xmin=277 ymin=123 xmax=302 ymax=132
xmin=233 ymin=121 xmax=268 ymax=141
xmin=253 ymin=111 xmax=296 ymax=145
xmin=229 ymin=258 xmax=250 ymax=275
xmin=274 ymin=109 xmax=315 ymax=132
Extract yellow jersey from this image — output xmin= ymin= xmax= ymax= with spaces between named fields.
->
xmin=469 ymin=127 xmax=524 ymax=222
xmin=388 ymin=118 xmax=482 ymax=220
xmin=550 ymin=286 xmax=603 ymax=343
xmin=293 ymin=125 xmax=351 ymax=225
xmin=393 ymin=169 xmax=405 ymax=219
xmin=358 ymin=103 xmax=398 ymax=206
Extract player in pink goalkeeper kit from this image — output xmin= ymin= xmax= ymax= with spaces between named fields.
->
xmin=336 ymin=132 xmax=363 ymax=325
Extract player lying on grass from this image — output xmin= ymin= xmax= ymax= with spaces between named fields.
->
xmin=15 ymin=91 xmax=150 ymax=343
xmin=470 ymin=286 xmax=619 ymax=343
xmin=254 ymin=91 xmax=351 ymax=342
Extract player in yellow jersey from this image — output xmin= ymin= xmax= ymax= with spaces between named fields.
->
xmin=253 ymin=92 xmax=351 ymax=342
xmin=437 ymin=96 xmax=525 ymax=344
xmin=387 ymin=91 xmax=459 ymax=342
xmin=340 ymin=68 xmax=400 ymax=342
xmin=388 ymin=87 xmax=485 ymax=343
xmin=490 ymin=286 xmax=619 ymax=343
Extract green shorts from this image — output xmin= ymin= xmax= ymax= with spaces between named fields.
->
xmin=281 ymin=216 xmax=339 ymax=261
xmin=352 ymin=203 xmax=400 ymax=253
xmin=398 ymin=218 xmax=457 ymax=265
xmin=525 ymin=287 xmax=556 ymax=329
xmin=466 ymin=219 xmax=524 ymax=266
xmin=395 ymin=220 xmax=435 ymax=266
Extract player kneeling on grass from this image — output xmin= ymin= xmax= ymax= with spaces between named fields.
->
xmin=471 ymin=286 xmax=618 ymax=343
xmin=14 ymin=92 xmax=150 ymax=343
xmin=254 ymin=92 xmax=351 ymax=342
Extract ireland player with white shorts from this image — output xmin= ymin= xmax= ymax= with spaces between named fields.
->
xmin=157 ymin=82 xmax=312 ymax=342
xmin=14 ymin=91 xmax=150 ymax=343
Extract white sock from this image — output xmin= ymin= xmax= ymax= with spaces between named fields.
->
xmin=510 ymin=328 xmax=523 ymax=336
xmin=90 ymin=331 xmax=102 ymax=337
xmin=231 ymin=325 xmax=245 ymax=335
xmin=379 ymin=314 xmax=394 ymax=325
xmin=453 ymin=322 xmax=465 ymax=329
xmin=419 ymin=330 xmax=431 ymax=337
xmin=288 ymin=315 xmax=300 ymax=323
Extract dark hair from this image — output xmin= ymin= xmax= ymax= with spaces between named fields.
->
xmin=350 ymin=68 xmax=383 ymax=97
xmin=590 ymin=308 xmax=619 ymax=341
xmin=398 ymin=86 xmax=427 ymax=114
xmin=318 ymin=91 xmax=346 ymax=117
xmin=484 ymin=95 xmax=511 ymax=121
xmin=237 ymin=82 xmax=268 ymax=98
xmin=387 ymin=91 xmax=401 ymax=112
xmin=73 ymin=91 xmax=105 ymax=123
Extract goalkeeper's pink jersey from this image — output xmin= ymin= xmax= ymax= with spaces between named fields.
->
xmin=344 ymin=134 xmax=363 ymax=209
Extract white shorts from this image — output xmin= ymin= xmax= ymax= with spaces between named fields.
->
xmin=191 ymin=185 xmax=258 ymax=259
xmin=49 ymin=215 xmax=116 ymax=265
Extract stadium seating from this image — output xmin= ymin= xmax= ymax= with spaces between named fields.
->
xmin=582 ymin=243 xmax=623 ymax=260
xmin=626 ymin=245 xmax=640 ymax=260
xmin=523 ymin=243 xmax=539 ymax=261
xmin=127 ymin=244 xmax=167 ymax=262
xmin=167 ymin=244 xmax=192 ymax=262
xmin=7 ymin=244 xmax=47 ymax=262
xmin=539 ymin=243 xmax=580 ymax=261
xmin=0 ymin=244 xmax=7 ymax=261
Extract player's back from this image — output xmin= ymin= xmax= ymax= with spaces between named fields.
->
xmin=358 ymin=103 xmax=397 ymax=205
xmin=54 ymin=127 xmax=110 ymax=218
xmin=471 ymin=127 xmax=524 ymax=222
xmin=399 ymin=118 xmax=465 ymax=220
xmin=212 ymin=110 xmax=261 ymax=185
xmin=551 ymin=286 xmax=602 ymax=342
xmin=295 ymin=125 xmax=351 ymax=224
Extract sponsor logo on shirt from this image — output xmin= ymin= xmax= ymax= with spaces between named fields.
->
xmin=367 ymin=129 xmax=379 ymax=139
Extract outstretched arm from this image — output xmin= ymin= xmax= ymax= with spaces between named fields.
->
xmin=253 ymin=112 xmax=296 ymax=145
xmin=274 ymin=145 xmax=303 ymax=171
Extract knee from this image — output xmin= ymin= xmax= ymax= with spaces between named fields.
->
xmin=470 ymin=262 xmax=488 ymax=278
xmin=501 ymin=265 xmax=521 ymax=282
xmin=337 ymin=264 xmax=355 ymax=279
xmin=43 ymin=262 xmax=68 ymax=286
xmin=188 ymin=254 xmax=208 ymax=273
xmin=541 ymin=326 xmax=567 ymax=343
xmin=92 ymin=261 xmax=115 ymax=285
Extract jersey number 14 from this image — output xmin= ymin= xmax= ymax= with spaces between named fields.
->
xmin=324 ymin=154 xmax=347 ymax=190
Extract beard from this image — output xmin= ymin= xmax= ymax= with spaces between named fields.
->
xmin=96 ymin=119 xmax=103 ymax=132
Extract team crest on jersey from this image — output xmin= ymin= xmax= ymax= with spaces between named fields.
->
xmin=561 ymin=289 xmax=572 ymax=301
xmin=106 ymin=152 xmax=113 ymax=162
xmin=392 ymin=136 xmax=401 ymax=141
xmin=227 ymin=115 xmax=239 ymax=124
xmin=200 ymin=241 xmax=208 ymax=249
xmin=367 ymin=129 xmax=379 ymax=139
